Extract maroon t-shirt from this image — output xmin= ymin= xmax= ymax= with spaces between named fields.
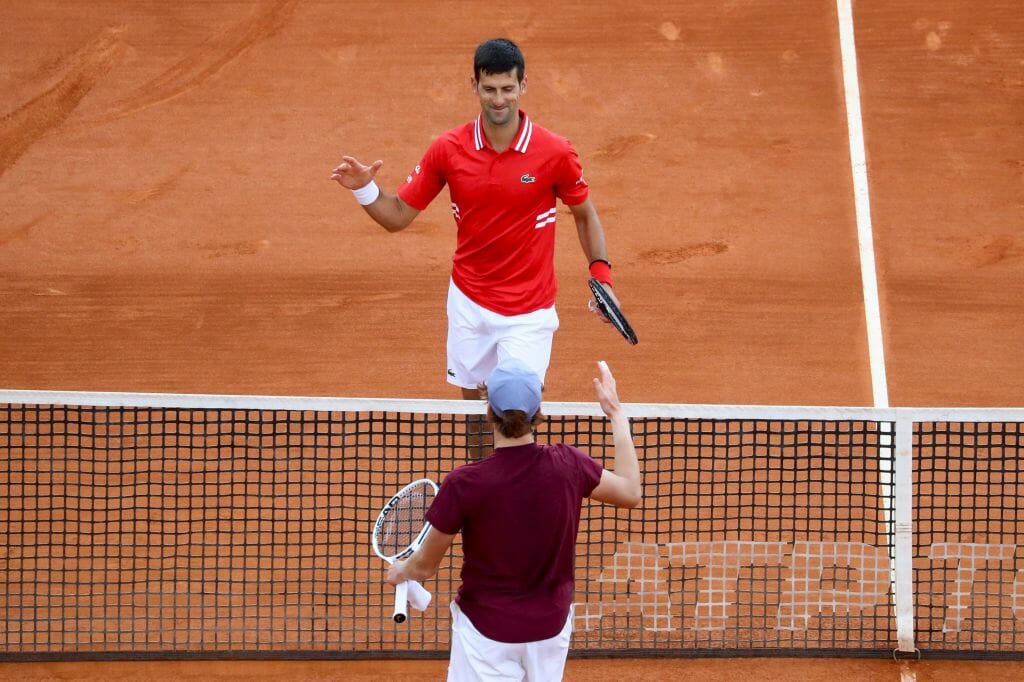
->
xmin=425 ymin=442 xmax=603 ymax=643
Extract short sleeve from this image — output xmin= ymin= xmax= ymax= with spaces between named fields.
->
xmin=554 ymin=443 xmax=602 ymax=497
xmin=398 ymin=137 xmax=449 ymax=211
xmin=577 ymin=449 xmax=603 ymax=497
xmin=553 ymin=141 xmax=589 ymax=206
xmin=424 ymin=471 xmax=464 ymax=535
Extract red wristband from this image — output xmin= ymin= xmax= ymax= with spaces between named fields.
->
xmin=589 ymin=259 xmax=613 ymax=287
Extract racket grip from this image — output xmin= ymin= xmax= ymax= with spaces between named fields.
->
xmin=393 ymin=581 xmax=409 ymax=623
xmin=407 ymin=579 xmax=432 ymax=612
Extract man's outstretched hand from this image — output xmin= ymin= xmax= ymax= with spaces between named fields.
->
xmin=331 ymin=155 xmax=383 ymax=190
xmin=593 ymin=360 xmax=624 ymax=419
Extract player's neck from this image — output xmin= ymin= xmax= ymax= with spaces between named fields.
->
xmin=482 ymin=112 xmax=521 ymax=153
xmin=493 ymin=430 xmax=534 ymax=449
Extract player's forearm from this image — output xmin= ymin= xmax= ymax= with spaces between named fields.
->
xmin=575 ymin=215 xmax=608 ymax=263
xmin=390 ymin=528 xmax=453 ymax=584
xmin=584 ymin=235 xmax=608 ymax=264
xmin=609 ymin=413 xmax=642 ymax=504
xmin=397 ymin=551 xmax=440 ymax=582
xmin=570 ymin=199 xmax=609 ymax=263
xmin=573 ymin=208 xmax=619 ymax=289
xmin=389 ymin=558 xmax=423 ymax=584
xmin=362 ymin=191 xmax=416 ymax=232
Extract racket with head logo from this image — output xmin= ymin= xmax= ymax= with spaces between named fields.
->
xmin=372 ymin=478 xmax=437 ymax=623
xmin=588 ymin=278 xmax=638 ymax=345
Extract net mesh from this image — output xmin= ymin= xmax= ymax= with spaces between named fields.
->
xmin=913 ymin=421 xmax=1023 ymax=652
xmin=0 ymin=393 xmax=1022 ymax=660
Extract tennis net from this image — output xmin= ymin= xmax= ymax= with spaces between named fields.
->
xmin=1 ymin=390 xmax=1022 ymax=660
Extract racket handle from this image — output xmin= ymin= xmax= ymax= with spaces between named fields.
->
xmin=393 ymin=581 xmax=410 ymax=623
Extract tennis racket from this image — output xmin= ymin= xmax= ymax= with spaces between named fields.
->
xmin=372 ymin=478 xmax=437 ymax=623
xmin=588 ymin=278 xmax=638 ymax=345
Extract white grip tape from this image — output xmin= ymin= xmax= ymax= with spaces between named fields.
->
xmin=407 ymin=580 xmax=432 ymax=611
xmin=393 ymin=579 xmax=432 ymax=623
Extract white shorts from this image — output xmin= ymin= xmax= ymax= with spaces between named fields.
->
xmin=446 ymin=279 xmax=559 ymax=390
xmin=447 ymin=601 xmax=573 ymax=682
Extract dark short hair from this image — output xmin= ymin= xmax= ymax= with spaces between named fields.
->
xmin=474 ymin=38 xmax=525 ymax=82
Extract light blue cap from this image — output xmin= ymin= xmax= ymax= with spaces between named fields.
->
xmin=487 ymin=358 xmax=542 ymax=418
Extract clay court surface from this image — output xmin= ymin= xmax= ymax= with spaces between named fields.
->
xmin=1 ymin=0 xmax=1022 ymax=679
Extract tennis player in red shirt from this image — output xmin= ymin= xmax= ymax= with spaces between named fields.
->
xmin=331 ymin=38 xmax=621 ymax=400
xmin=386 ymin=359 xmax=641 ymax=681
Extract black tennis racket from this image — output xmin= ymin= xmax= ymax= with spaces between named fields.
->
xmin=588 ymin=278 xmax=638 ymax=345
xmin=372 ymin=478 xmax=437 ymax=623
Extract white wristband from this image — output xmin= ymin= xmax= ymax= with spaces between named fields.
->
xmin=351 ymin=180 xmax=380 ymax=206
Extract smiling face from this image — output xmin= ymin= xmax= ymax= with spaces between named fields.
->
xmin=473 ymin=69 xmax=526 ymax=127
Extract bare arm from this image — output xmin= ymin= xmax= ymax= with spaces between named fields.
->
xmin=331 ymin=155 xmax=420 ymax=232
xmin=569 ymin=198 xmax=625 ymax=317
xmin=385 ymin=527 xmax=457 ymax=585
xmin=568 ymin=198 xmax=608 ymax=264
xmin=588 ymin=361 xmax=642 ymax=508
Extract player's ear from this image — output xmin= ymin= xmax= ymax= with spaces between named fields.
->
xmin=470 ymin=76 xmax=478 ymax=92
xmin=520 ymin=75 xmax=527 ymax=93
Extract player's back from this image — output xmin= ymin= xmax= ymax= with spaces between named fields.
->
xmin=439 ymin=441 xmax=601 ymax=642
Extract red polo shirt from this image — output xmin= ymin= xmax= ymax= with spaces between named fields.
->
xmin=398 ymin=112 xmax=589 ymax=316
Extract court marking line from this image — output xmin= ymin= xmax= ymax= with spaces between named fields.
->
xmin=837 ymin=0 xmax=890 ymax=409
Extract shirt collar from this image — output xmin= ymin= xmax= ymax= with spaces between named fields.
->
xmin=473 ymin=111 xmax=533 ymax=154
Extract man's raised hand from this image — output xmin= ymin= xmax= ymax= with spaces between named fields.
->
xmin=331 ymin=155 xmax=383 ymax=190
xmin=593 ymin=360 xmax=623 ymax=419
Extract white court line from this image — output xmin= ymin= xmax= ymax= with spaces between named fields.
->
xmin=837 ymin=0 xmax=890 ymax=409
xmin=836 ymin=0 xmax=911 ymax=659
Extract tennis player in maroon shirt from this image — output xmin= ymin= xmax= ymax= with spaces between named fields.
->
xmin=331 ymin=38 xmax=622 ymax=401
xmin=386 ymin=359 xmax=641 ymax=680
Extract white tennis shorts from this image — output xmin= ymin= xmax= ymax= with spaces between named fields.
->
xmin=447 ymin=601 xmax=573 ymax=682
xmin=445 ymin=279 xmax=559 ymax=390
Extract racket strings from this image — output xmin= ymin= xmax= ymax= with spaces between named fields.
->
xmin=376 ymin=487 xmax=433 ymax=559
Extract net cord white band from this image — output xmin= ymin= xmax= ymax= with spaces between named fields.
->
xmin=4 ymin=389 xmax=1023 ymax=423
